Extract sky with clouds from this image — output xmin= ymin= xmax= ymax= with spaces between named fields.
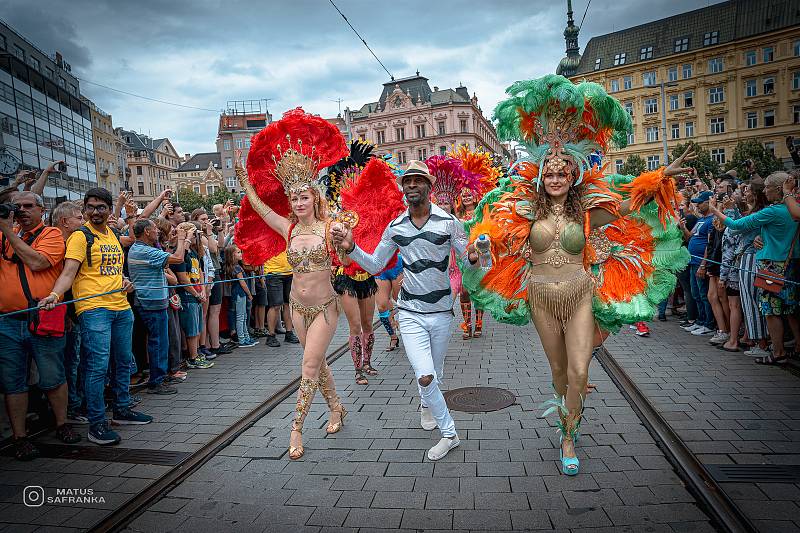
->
xmin=6 ymin=0 xmax=723 ymax=155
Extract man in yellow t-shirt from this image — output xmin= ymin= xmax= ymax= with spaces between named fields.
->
xmin=263 ymin=251 xmax=298 ymax=347
xmin=41 ymin=188 xmax=153 ymax=446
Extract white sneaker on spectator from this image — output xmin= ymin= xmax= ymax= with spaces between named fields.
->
xmin=427 ymin=436 xmax=460 ymax=461
xmin=683 ymin=323 xmax=701 ymax=332
xmin=420 ymin=406 xmax=436 ymax=430
xmin=691 ymin=326 xmax=713 ymax=336
xmin=744 ymin=346 xmax=771 ymax=357
xmin=709 ymin=331 xmax=729 ymax=345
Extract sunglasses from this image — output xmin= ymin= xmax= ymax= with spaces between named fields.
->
xmin=14 ymin=202 xmax=39 ymax=210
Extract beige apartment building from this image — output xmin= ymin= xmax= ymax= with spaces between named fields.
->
xmin=216 ymin=101 xmax=271 ymax=192
xmin=347 ymin=73 xmax=505 ymax=163
xmin=171 ymin=152 xmax=225 ymax=196
xmin=119 ymin=129 xmax=180 ymax=206
xmin=85 ymin=100 xmax=121 ymax=196
xmin=561 ymin=0 xmax=800 ymax=172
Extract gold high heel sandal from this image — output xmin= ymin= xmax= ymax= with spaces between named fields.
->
xmin=288 ymin=377 xmax=318 ymax=460
xmin=319 ymin=362 xmax=347 ymax=434
xmin=326 ymin=406 xmax=347 ymax=434
xmin=289 ymin=426 xmax=304 ymax=460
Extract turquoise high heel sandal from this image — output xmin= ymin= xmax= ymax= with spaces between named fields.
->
xmin=560 ymin=435 xmax=580 ymax=476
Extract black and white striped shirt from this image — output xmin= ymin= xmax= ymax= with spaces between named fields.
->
xmin=348 ymin=204 xmax=472 ymax=314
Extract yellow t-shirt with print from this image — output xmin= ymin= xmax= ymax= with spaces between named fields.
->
xmin=264 ymin=252 xmax=291 ymax=275
xmin=65 ymin=223 xmax=130 ymax=315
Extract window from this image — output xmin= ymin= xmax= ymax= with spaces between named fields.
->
xmin=623 ymin=76 xmax=632 ymax=90
xmin=763 ymin=47 xmax=774 ymax=63
xmin=644 ymin=98 xmax=658 ymax=114
xmin=137 ymin=182 xmax=145 ymax=195
xmin=795 ymin=40 xmax=800 ymax=57
xmin=669 ymin=95 xmax=679 ymax=110
xmin=627 ymin=129 xmax=635 ymax=145
xmin=610 ymin=79 xmax=619 ymax=93
xmin=685 ymin=122 xmax=694 ymax=137
xmin=640 ymin=46 xmax=653 ymax=60
xmin=13 ymin=44 xmax=24 ymax=61
xmin=684 ymin=91 xmax=694 ymax=107
xmin=794 ymin=105 xmax=800 ymax=124
xmin=674 ymin=38 xmax=689 ymax=53
xmin=460 ymin=119 xmax=468 ymax=133
xmin=416 ymin=124 xmax=426 ymax=138
xmin=764 ymin=142 xmax=775 ymax=155
xmin=703 ymin=31 xmax=719 ymax=46
xmin=418 ymin=148 xmax=427 ymax=160
xmin=710 ymin=148 xmax=726 ymax=164
xmin=244 ymin=138 xmax=251 ymax=148
xmin=615 ymin=159 xmax=624 ymax=173
xmin=668 ymin=66 xmax=678 ymax=82
xmin=45 ymin=66 xmax=54 ymax=79
xmin=710 ymin=117 xmax=725 ymax=134
xmin=376 ymin=130 xmax=385 ymax=144
xmin=709 ymin=86 xmax=724 ymax=104
xmin=708 ymin=57 xmax=724 ymax=73
xmin=397 ymin=151 xmax=407 ymax=164
xmin=136 ymin=166 xmax=142 ymax=175
xmin=794 ymin=72 xmax=800 ymax=90
xmin=745 ymin=80 xmax=757 ymax=97
xmin=682 ymin=63 xmax=693 ymax=79
xmin=0 ymin=35 xmax=5 ymax=50
xmin=623 ymin=102 xmax=633 ymax=116
xmin=745 ymin=51 xmax=756 ymax=66
xmin=395 ymin=127 xmax=405 ymax=141
xmin=763 ymin=77 xmax=774 ymax=95
xmin=207 ymin=185 xmax=216 ymax=195
xmin=646 ymin=126 xmax=659 ymax=142
xmin=647 ymin=155 xmax=660 ymax=170
xmin=671 ymin=123 xmax=680 ymax=139
xmin=223 ymin=139 xmax=231 ymax=151
xmin=193 ymin=185 xmax=201 ymax=194
xmin=235 ymin=139 xmax=243 ymax=149
xmin=225 ymin=157 xmax=233 ymax=169
xmin=437 ymin=121 xmax=445 ymax=135
xmin=29 ymin=56 xmax=40 ymax=71
xmin=594 ymin=58 xmax=601 ymax=70
xmin=642 ymin=71 xmax=656 ymax=86
xmin=226 ymin=177 xmax=236 ymax=190
xmin=764 ymin=109 xmax=775 ymax=127
xmin=614 ymin=53 xmax=626 ymax=66
xmin=746 ymin=112 xmax=758 ymax=129
xmin=439 ymin=145 xmax=447 ymax=155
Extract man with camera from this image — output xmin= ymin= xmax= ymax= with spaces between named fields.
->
xmin=0 ymin=191 xmax=81 ymax=460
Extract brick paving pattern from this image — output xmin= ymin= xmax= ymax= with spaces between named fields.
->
xmin=606 ymin=319 xmax=800 ymax=533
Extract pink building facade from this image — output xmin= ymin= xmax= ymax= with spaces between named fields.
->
xmin=347 ymin=74 xmax=504 ymax=164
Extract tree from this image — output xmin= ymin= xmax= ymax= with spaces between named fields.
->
xmin=175 ymin=187 xmax=241 ymax=213
xmin=619 ymin=154 xmax=646 ymax=177
xmin=725 ymin=139 xmax=784 ymax=178
xmin=174 ymin=188 xmax=206 ymax=212
xmin=671 ymin=141 xmax=718 ymax=179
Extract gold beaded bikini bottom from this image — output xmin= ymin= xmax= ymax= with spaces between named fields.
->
xmin=289 ymin=294 xmax=341 ymax=330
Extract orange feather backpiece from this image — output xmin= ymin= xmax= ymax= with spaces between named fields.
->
xmin=618 ymin=168 xmax=678 ymax=228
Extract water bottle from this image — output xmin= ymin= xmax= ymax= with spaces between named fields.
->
xmin=475 ymin=234 xmax=492 ymax=271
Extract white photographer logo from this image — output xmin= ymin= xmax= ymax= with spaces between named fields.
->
xmin=23 ymin=486 xmax=45 ymax=507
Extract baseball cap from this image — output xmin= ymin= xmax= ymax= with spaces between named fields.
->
xmin=691 ymin=191 xmax=714 ymax=203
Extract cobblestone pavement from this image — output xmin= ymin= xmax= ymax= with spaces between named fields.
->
xmin=605 ymin=318 xmax=800 ymax=533
xmin=0 ymin=319 xmax=352 ymax=532
xmin=119 ymin=317 xmax=714 ymax=533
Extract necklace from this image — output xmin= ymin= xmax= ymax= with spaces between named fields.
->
xmin=293 ymin=220 xmax=325 ymax=239
xmin=546 ymin=203 xmax=568 ymax=267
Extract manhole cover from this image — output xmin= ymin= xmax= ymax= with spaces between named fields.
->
xmin=444 ymin=387 xmax=516 ymax=413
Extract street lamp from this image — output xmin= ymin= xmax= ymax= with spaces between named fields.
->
xmin=656 ymin=81 xmax=679 ymax=165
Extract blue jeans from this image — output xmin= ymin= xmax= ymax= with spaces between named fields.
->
xmin=657 ymin=299 xmax=668 ymax=318
xmin=234 ymin=294 xmax=253 ymax=344
xmin=64 ymin=321 xmax=83 ymax=412
xmin=138 ymin=307 xmax=169 ymax=386
xmin=689 ymin=265 xmax=713 ymax=328
xmin=79 ymin=308 xmax=134 ymax=426
xmin=0 ymin=317 xmax=66 ymax=394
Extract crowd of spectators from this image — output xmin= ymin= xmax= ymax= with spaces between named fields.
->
xmin=0 ymin=173 xmax=298 ymax=460
xmin=655 ymin=164 xmax=800 ymax=365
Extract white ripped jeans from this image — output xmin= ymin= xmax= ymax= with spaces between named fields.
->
xmin=397 ymin=309 xmax=456 ymax=438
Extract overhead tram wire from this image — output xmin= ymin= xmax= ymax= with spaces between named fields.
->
xmin=77 ymin=78 xmax=221 ymax=113
xmin=327 ymin=0 xmax=394 ymax=81
xmin=579 ymin=0 xmax=592 ymax=29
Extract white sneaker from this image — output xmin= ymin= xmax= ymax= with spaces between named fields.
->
xmin=744 ymin=346 xmax=771 ymax=357
xmin=682 ymin=323 xmax=701 ymax=332
xmin=709 ymin=331 xmax=730 ymax=345
xmin=420 ymin=406 xmax=437 ymax=431
xmin=691 ymin=326 xmax=713 ymax=336
xmin=427 ymin=436 xmax=460 ymax=461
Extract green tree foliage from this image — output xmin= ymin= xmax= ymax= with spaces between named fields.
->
xmin=671 ymin=141 xmax=718 ymax=178
xmin=724 ymin=139 xmax=784 ymax=178
xmin=619 ymin=154 xmax=647 ymax=176
xmin=175 ymin=187 xmax=239 ymax=213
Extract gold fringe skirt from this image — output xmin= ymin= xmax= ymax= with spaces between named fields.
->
xmin=527 ymin=269 xmax=595 ymax=331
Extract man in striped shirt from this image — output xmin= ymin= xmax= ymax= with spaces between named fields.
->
xmin=332 ymin=160 xmax=478 ymax=461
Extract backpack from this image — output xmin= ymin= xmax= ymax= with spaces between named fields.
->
xmin=77 ymin=226 xmax=123 ymax=267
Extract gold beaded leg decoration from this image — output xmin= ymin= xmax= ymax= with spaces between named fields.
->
xmin=319 ymin=362 xmax=347 ymax=434
xmin=289 ymin=378 xmax=319 ymax=460
xmin=474 ymin=309 xmax=484 ymax=338
xmin=460 ymin=301 xmax=472 ymax=339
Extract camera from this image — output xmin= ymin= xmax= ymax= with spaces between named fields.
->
xmin=0 ymin=202 xmax=20 ymax=219
xmin=56 ymin=162 xmax=67 ymax=173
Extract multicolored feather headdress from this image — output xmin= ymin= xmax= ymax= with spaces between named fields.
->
xmin=493 ymin=74 xmax=632 ymax=188
xmin=424 ymin=155 xmax=481 ymax=206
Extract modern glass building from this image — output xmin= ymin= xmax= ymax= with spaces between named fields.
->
xmin=0 ymin=20 xmax=95 ymax=207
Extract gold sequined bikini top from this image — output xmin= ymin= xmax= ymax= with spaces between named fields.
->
xmin=526 ymin=205 xmax=586 ymax=268
xmin=286 ymin=221 xmax=332 ymax=274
